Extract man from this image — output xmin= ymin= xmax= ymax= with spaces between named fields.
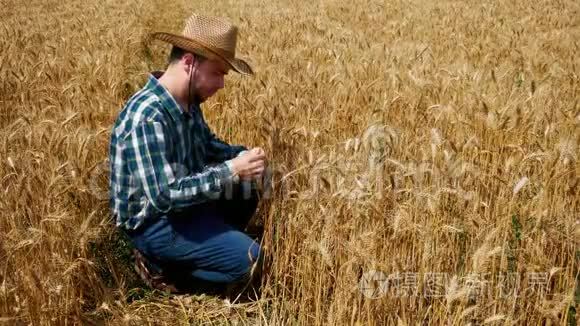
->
xmin=109 ymin=14 xmax=266 ymax=294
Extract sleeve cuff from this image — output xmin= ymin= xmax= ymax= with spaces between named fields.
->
xmin=224 ymin=159 xmax=240 ymax=183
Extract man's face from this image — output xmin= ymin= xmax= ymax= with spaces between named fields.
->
xmin=190 ymin=57 xmax=229 ymax=103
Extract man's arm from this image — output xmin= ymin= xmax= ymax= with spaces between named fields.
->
xmin=125 ymin=119 xmax=234 ymax=213
xmin=195 ymin=105 xmax=246 ymax=162
xmin=206 ymin=128 xmax=247 ymax=162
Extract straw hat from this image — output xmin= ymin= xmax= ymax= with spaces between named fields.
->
xmin=152 ymin=14 xmax=253 ymax=75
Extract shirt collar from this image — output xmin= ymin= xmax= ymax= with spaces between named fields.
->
xmin=145 ymin=71 xmax=199 ymax=121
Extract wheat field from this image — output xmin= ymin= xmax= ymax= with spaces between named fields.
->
xmin=1 ymin=0 xmax=579 ymax=324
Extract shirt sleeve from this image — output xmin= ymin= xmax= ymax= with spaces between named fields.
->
xmin=125 ymin=119 xmax=234 ymax=213
xmin=195 ymin=105 xmax=246 ymax=162
xmin=204 ymin=126 xmax=247 ymax=163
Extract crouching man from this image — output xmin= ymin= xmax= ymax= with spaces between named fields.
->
xmin=108 ymin=14 xmax=266 ymax=295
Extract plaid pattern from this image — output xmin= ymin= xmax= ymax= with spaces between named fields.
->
xmin=109 ymin=72 xmax=246 ymax=231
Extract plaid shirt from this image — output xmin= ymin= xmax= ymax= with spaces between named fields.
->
xmin=109 ymin=72 xmax=246 ymax=231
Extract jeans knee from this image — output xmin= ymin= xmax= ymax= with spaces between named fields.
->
xmin=249 ymin=240 xmax=260 ymax=262
xmin=231 ymin=240 xmax=261 ymax=282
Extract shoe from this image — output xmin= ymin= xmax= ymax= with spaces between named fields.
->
xmin=132 ymin=249 xmax=178 ymax=293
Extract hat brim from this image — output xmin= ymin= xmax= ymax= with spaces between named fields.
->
xmin=152 ymin=32 xmax=254 ymax=75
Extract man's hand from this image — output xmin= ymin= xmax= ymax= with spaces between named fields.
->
xmin=230 ymin=147 xmax=267 ymax=180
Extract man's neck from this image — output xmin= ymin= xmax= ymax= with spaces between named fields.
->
xmin=157 ymin=69 xmax=190 ymax=111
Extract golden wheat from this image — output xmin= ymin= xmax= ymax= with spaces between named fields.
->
xmin=0 ymin=0 xmax=578 ymax=324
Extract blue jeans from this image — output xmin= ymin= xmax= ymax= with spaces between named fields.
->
xmin=126 ymin=182 xmax=261 ymax=293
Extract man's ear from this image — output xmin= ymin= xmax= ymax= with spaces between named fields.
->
xmin=182 ymin=53 xmax=195 ymax=73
